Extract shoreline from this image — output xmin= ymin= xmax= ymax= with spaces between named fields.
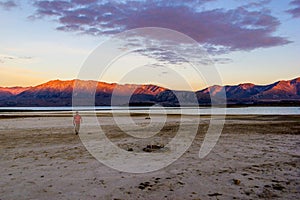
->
xmin=0 ymin=105 xmax=300 ymax=112
xmin=0 ymin=106 xmax=299 ymax=119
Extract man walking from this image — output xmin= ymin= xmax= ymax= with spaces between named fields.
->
xmin=73 ymin=111 xmax=82 ymax=135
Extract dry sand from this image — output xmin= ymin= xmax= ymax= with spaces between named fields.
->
xmin=0 ymin=113 xmax=299 ymax=199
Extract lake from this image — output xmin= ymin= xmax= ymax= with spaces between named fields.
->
xmin=0 ymin=106 xmax=299 ymax=115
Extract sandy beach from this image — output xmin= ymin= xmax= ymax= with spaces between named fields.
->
xmin=0 ymin=113 xmax=299 ymax=199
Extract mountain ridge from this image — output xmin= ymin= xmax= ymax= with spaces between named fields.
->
xmin=0 ymin=77 xmax=299 ymax=106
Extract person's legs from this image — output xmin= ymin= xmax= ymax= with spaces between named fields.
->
xmin=74 ymin=124 xmax=77 ymax=134
xmin=75 ymin=123 xmax=80 ymax=134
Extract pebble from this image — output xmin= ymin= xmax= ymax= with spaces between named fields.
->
xmin=233 ymin=179 xmax=241 ymax=185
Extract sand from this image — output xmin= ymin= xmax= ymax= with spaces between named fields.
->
xmin=0 ymin=113 xmax=299 ymax=199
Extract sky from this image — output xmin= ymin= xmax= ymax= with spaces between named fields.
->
xmin=0 ymin=0 xmax=299 ymax=90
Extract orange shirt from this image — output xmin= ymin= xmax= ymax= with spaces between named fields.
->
xmin=74 ymin=115 xmax=82 ymax=124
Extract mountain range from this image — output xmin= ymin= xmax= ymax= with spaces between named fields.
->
xmin=0 ymin=77 xmax=299 ymax=107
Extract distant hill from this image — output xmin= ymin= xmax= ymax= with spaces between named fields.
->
xmin=0 ymin=86 xmax=31 ymax=98
xmin=0 ymin=80 xmax=167 ymax=107
xmin=0 ymin=77 xmax=299 ymax=107
xmin=198 ymin=77 xmax=300 ymax=105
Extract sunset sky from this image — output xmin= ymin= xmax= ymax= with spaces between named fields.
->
xmin=0 ymin=0 xmax=299 ymax=90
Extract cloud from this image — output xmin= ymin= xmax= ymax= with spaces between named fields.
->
xmin=0 ymin=54 xmax=33 ymax=63
xmin=0 ymin=0 xmax=17 ymax=10
xmin=30 ymin=0 xmax=290 ymax=57
xmin=133 ymin=48 xmax=188 ymax=65
xmin=287 ymin=0 xmax=300 ymax=18
xmin=212 ymin=57 xmax=233 ymax=64
xmin=236 ymin=0 xmax=271 ymax=8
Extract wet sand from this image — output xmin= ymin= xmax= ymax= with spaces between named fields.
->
xmin=0 ymin=114 xmax=299 ymax=199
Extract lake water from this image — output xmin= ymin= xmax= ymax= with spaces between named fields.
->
xmin=0 ymin=106 xmax=299 ymax=115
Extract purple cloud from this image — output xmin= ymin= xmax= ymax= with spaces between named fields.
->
xmin=0 ymin=0 xmax=17 ymax=10
xmin=30 ymin=0 xmax=290 ymax=54
xmin=287 ymin=0 xmax=300 ymax=18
